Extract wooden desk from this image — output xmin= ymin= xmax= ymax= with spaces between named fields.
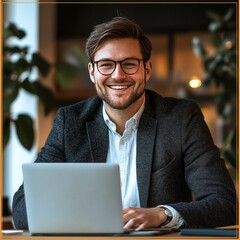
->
xmin=1 ymin=228 xmax=238 ymax=239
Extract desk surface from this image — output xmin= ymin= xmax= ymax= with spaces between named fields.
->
xmin=1 ymin=228 xmax=238 ymax=239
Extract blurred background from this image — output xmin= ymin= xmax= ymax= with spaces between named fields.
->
xmin=2 ymin=0 xmax=237 ymax=228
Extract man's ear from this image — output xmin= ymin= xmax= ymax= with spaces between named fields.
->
xmin=145 ymin=60 xmax=152 ymax=81
xmin=88 ymin=63 xmax=95 ymax=83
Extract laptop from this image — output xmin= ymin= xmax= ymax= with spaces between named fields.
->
xmin=23 ymin=163 xmax=124 ymax=234
xmin=22 ymin=162 xmax=176 ymax=236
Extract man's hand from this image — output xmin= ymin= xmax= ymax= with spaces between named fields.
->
xmin=123 ymin=207 xmax=167 ymax=230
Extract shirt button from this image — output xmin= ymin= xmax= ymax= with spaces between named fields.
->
xmin=120 ymin=139 xmax=125 ymax=145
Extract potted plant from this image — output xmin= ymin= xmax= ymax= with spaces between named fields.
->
xmin=192 ymin=7 xmax=236 ymax=170
xmin=3 ymin=22 xmax=84 ymax=151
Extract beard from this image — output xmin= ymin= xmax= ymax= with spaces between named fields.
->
xmin=94 ymin=77 xmax=146 ymax=110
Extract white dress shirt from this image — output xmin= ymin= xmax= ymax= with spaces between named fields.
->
xmin=103 ymin=101 xmax=145 ymax=208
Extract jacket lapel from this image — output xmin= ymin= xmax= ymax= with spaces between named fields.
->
xmin=137 ymin=95 xmax=158 ymax=207
xmin=86 ymin=107 xmax=109 ymax=163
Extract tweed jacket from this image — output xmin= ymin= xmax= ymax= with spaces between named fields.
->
xmin=12 ymin=90 xmax=236 ymax=229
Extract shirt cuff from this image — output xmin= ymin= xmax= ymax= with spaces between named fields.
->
xmin=157 ymin=205 xmax=185 ymax=228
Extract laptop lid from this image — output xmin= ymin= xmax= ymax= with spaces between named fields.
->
xmin=22 ymin=163 xmax=124 ymax=234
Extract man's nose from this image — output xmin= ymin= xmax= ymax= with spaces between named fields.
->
xmin=111 ymin=63 xmax=126 ymax=79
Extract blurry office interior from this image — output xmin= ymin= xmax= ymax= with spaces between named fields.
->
xmin=2 ymin=2 xmax=237 ymax=225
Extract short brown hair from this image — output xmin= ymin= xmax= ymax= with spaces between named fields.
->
xmin=85 ymin=17 xmax=152 ymax=63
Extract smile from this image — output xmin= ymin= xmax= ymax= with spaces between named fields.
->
xmin=109 ymin=85 xmax=129 ymax=90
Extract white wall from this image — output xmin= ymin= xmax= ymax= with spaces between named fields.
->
xmin=3 ymin=1 xmax=39 ymax=210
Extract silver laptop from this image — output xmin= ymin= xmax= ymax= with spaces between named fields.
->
xmin=22 ymin=163 xmax=124 ymax=234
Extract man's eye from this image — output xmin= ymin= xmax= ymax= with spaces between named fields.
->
xmin=122 ymin=61 xmax=138 ymax=68
xmin=99 ymin=62 xmax=114 ymax=68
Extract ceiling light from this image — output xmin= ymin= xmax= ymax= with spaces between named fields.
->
xmin=189 ymin=77 xmax=202 ymax=89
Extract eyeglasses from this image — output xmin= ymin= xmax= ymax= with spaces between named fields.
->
xmin=92 ymin=58 xmax=144 ymax=76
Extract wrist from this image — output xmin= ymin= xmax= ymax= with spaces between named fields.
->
xmin=157 ymin=205 xmax=185 ymax=228
xmin=160 ymin=207 xmax=173 ymax=226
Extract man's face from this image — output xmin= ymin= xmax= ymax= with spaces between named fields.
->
xmin=88 ymin=38 xmax=152 ymax=110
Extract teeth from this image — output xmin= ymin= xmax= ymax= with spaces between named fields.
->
xmin=110 ymin=85 xmax=128 ymax=90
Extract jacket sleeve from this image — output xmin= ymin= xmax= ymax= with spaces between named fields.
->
xmin=12 ymin=184 xmax=28 ymax=229
xmin=169 ymin=101 xmax=237 ymax=228
xmin=12 ymin=108 xmax=66 ymax=229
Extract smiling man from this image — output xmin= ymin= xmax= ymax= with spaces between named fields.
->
xmin=12 ymin=17 xmax=236 ymax=230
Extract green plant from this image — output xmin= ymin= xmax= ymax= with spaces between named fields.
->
xmin=192 ymin=7 xmax=236 ymax=168
xmin=3 ymin=23 xmax=82 ymax=151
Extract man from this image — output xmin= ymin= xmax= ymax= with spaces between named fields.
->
xmin=12 ymin=17 xmax=236 ymax=230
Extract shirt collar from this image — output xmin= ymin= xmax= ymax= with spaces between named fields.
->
xmin=103 ymin=98 xmax=145 ymax=132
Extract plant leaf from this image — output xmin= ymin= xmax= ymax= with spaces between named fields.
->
xmin=14 ymin=114 xmax=34 ymax=150
xmin=211 ymin=32 xmax=222 ymax=48
xmin=3 ymin=23 xmax=26 ymax=40
xmin=192 ymin=37 xmax=206 ymax=58
xmin=3 ymin=77 xmax=20 ymax=110
xmin=32 ymin=81 xmax=56 ymax=115
xmin=31 ymin=52 xmax=50 ymax=77
xmin=206 ymin=10 xmax=221 ymax=22
xmin=21 ymin=79 xmax=55 ymax=115
xmin=72 ymin=45 xmax=89 ymax=66
xmin=4 ymin=46 xmax=29 ymax=56
xmin=209 ymin=22 xmax=222 ymax=32
xmin=13 ymin=58 xmax=31 ymax=76
xmin=21 ymin=78 xmax=35 ymax=94
xmin=55 ymin=62 xmax=79 ymax=90
xmin=3 ymin=117 xmax=11 ymax=149
xmin=221 ymin=149 xmax=236 ymax=168
xmin=208 ymin=55 xmax=222 ymax=74
xmin=223 ymin=7 xmax=235 ymax=22
xmin=202 ymin=74 xmax=213 ymax=87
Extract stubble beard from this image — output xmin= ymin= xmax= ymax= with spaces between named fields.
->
xmin=95 ymin=78 xmax=146 ymax=110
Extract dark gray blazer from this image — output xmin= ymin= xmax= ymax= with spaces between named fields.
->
xmin=12 ymin=90 xmax=236 ymax=229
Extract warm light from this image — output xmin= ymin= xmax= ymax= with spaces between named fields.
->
xmin=225 ymin=40 xmax=232 ymax=49
xmin=189 ymin=77 xmax=202 ymax=89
